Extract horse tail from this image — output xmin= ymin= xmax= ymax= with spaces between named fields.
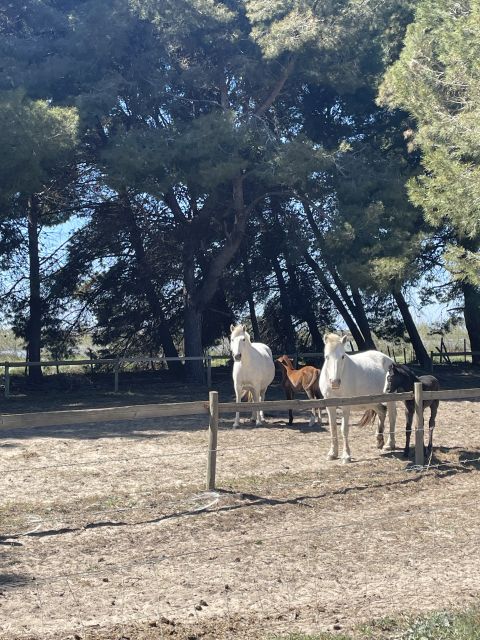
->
xmin=241 ymin=390 xmax=253 ymax=402
xmin=358 ymin=409 xmax=377 ymax=427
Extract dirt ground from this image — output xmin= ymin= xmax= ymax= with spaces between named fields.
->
xmin=0 ymin=369 xmax=480 ymax=639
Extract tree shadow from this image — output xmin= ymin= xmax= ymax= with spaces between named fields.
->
xmin=0 ymin=572 xmax=32 ymax=588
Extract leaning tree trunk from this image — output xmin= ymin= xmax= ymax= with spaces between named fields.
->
xmin=349 ymin=287 xmax=376 ymax=350
xmin=392 ymin=288 xmax=431 ymax=369
xmin=27 ymin=196 xmax=43 ymax=383
xmin=462 ymin=282 xmax=480 ymax=366
xmin=302 ymin=252 xmax=368 ymax=350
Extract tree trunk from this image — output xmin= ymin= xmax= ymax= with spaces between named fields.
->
xmin=183 ymin=301 xmax=205 ymax=382
xmin=27 ymin=196 xmax=43 ymax=383
xmin=350 ymin=287 xmax=376 ymax=350
xmin=167 ymin=176 xmax=253 ymax=380
xmin=284 ymin=259 xmax=323 ymax=351
xmin=123 ymin=200 xmax=183 ymax=376
xmin=242 ymin=257 xmax=261 ymax=342
xmin=183 ymin=254 xmax=206 ymax=382
xmin=462 ymin=282 xmax=480 ymax=366
xmin=392 ymin=288 xmax=431 ymax=369
xmin=302 ymin=252 xmax=368 ymax=349
xmin=271 ymin=256 xmax=297 ymax=353
xmin=300 ymin=198 xmax=372 ymax=350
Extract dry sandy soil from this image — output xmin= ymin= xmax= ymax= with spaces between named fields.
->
xmin=0 ymin=370 xmax=479 ymax=639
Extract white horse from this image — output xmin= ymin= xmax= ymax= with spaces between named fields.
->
xmin=230 ymin=325 xmax=275 ymax=427
xmin=320 ymin=333 xmax=396 ymax=463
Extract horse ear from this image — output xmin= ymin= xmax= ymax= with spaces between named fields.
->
xmin=230 ymin=324 xmax=235 ymax=333
xmin=341 ymin=335 xmax=348 ymax=345
xmin=323 ymin=334 xmax=329 ymax=345
xmin=241 ymin=324 xmax=246 ymax=331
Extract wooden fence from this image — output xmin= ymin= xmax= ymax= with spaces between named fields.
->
xmin=2 ymin=338 xmax=477 ymax=398
xmin=2 ymin=385 xmax=480 ymax=487
xmin=0 ymin=349 xmax=353 ymax=398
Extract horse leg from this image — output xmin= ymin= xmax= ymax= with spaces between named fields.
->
xmin=259 ymin=387 xmax=268 ymax=425
xmin=427 ymin=401 xmax=439 ymax=455
xmin=252 ymin=388 xmax=262 ymax=427
xmin=404 ymin=402 xmax=414 ymax=457
xmin=305 ymin=387 xmax=317 ymax=426
xmin=315 ymin=389 xmax=324 ymax=425
xmin=250 ymin=391 xmax=256 ymax=423
xmin=326 ymin=406 xmax=338 ymax=460
xmin=375 ymin=404 xmax=386 ymax=449
xmin=383 ymin=400 xmax=397 ymax=451
xmin=286 ymin=386 xmax=294 ymax=425
xmin=341 ymin=407 xmax=352 ymax=463
xmin=233 ymin=383 xmax=242 ymax=428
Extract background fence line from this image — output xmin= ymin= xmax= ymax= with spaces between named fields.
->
xmin=2 ymin=347 xmax=480 ymax=397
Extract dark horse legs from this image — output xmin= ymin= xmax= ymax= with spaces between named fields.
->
xmin=404 ymin=402 xmax=414 ymax=457
xmin=427 ymin=400 xmax=439 ymax=454
xmin=403 ymin=400 xmax=439 ymax=458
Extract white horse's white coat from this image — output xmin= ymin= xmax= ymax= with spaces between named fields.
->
xmin=320 ymin=334 xmax=396 ymax=463
xmin=230 ymin=325 xmax=275 ymax=427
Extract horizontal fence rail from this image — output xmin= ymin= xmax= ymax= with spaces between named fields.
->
xmin=0 ymin=401 xmax=208 ymax=430
xmin=1 ymin=385 xmax=480 ymax=488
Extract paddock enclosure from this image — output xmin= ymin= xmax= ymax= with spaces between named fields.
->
xmin=1 ymin=375 xmax=480 ymax=639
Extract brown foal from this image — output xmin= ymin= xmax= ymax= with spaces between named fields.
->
xmin=276 ymin=355 xmax=323 ymax=426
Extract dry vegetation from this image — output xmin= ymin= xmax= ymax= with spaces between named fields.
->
xmin=0 ymin=370 xmax=479 ymax=639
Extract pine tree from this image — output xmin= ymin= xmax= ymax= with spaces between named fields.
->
xmin=379 ymin=0 xmax=480 ymax=363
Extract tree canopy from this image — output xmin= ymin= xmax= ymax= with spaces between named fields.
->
xmin=0 ymin=0 xmax=478 ymax=378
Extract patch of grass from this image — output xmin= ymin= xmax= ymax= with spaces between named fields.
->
xmin=268 ymin=610 xmax=480 ymax=640
xmin=400 ymin=610 xmax=480 ymax=640
xmin=268 ymin=634 xmax=352 ymax=640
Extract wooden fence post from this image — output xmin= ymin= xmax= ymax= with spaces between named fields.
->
xmin=414 ymin=381 xmax=424 ymax=466
xmin=4 ymin=362 xmax=10 ymax=398
xmin=114 ymin=358 xmax=120 ymax=392
xmin=206 ymin=391 xmax=219 ymax=490
xmin=430 ymin=351 xmax=434 ymax=373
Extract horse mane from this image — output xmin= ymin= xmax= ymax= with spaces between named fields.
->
xmin=230 ymin=325 xmax=251 ymax=341
xmin=393 ymin=363 xmax=419 ymax=384
xmin=324 ymin=333 xmax=343 ymax=345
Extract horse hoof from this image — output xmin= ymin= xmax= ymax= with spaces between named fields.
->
xmin=402 ymin=449 xmax=409 ymax=458
xmin=342 ymin=456 xmax=352 ymax=464
xmin=232 ymin=422 xmax=240 ymax=429
xmin=383 ymin=443 xmax=396 ymax=452
xmin=327 ymin=452 xmax=338 ymax=461
xmin=255 ymin=421 xmax=263 ymax=427
xmin=376 ymin=438 xmax=385 ymax=449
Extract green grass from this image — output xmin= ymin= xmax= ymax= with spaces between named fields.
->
xmin=268 ymin=609 xmax=480 ymax=640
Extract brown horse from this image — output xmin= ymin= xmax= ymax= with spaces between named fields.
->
xmin=276 ymin=355 xmax=323 ymax=426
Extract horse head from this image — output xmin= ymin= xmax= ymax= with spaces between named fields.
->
xmin=323 ymin=333 xmax=348 ymax=389
xmin=276 ymin=355 xmax=294 ymax=370
xmin=230 ymin=324 xmax=250 ymax=362
xmin=384 ymin=363 xmax=415 ymax=393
